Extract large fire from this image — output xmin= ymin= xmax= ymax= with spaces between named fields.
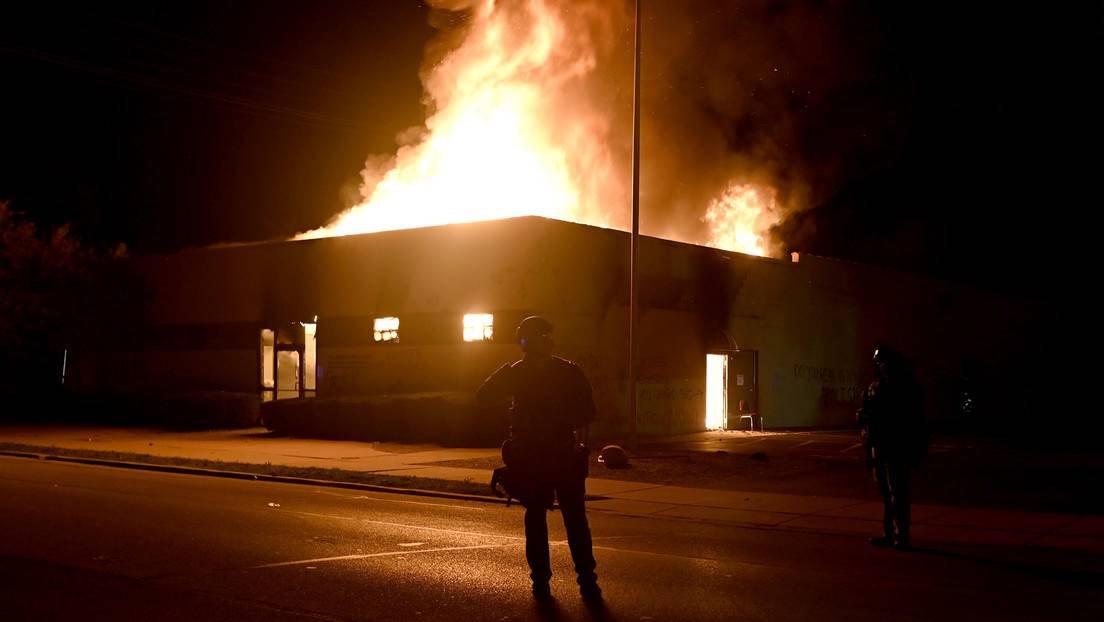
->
xmin=297 ymin=0 xmax=782 ymax=258
xmin=703 ymin=183 xmax=783 ymax=257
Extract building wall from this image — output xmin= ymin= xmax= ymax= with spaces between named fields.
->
xmin=70 ymin=350 xmax=258 ymax=394
xmin=72 ymin=217 xmax=1040 ymax=434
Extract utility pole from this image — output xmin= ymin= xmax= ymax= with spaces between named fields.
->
xmin=628 ymin=0 xmax=641 ymax=441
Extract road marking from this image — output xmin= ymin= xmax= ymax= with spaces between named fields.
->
xmin=591 ymin=544 xmax=722 ymax=563
xmin=348 ymin=495 xmax=486 ymax=510
xmin=254 ymin=543 xmax=516 ymax=569
xmin=841 ymin=443 xmax=863 ymax=453
xmin=258 ymin=538 xmax=731 ymax=571
xmin=790 ymin=440 xmax=818 ymax=448
xmin=591 ymin=544 xmax=778 ymax=571
xmin=311 ymin=489 xmax=485 ymax=511
xmin=289 ymin=511 xmax=526 ymax=541
xmin=590 ymin=535 xmax=643 ymax=541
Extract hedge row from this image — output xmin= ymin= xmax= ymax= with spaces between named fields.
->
xmin=260 ymin=392 xmax=506 ymax=447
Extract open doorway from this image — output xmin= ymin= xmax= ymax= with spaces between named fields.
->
xmin=260 ymin=328 xmax=275 ymax=401
xmin=276 ymin=348 xmax=301 ymax=400
xmin=260 ymin=320 xmax=317 ymax=401
xmin=705 ymin=350 xmax=759 ymax=430
xmin=705 ymin=354 xmax=728 ymax=430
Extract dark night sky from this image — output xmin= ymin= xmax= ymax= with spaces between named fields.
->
xmin=0 ymin=1 xmax=1093 ymax=296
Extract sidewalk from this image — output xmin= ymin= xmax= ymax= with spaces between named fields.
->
xmin=2 ymin=424 xmax=1102 ymax=556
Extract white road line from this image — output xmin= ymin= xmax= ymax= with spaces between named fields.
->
xmin=841 ymin=443 xmax=863 ymax=453
xmin=790 ymin=440 xmax=818 ymax=448
xmin=289 ymin=510 xmax=526 ymax=541
xmin=254 ymin=543 xmax=516 ymax=569
xmin=591 ymin=544 xmax=779 ymax=571
xmin=591 ymin=544 xmax=720 ymax=563
xmin=257 ymin=539 xmax=758 ymax=571
xmin=310 ymin=489 xmax=486 ymax=511
xmin=590 ymin=535 xmax=643 ymax=541
xmin=348 ymin=495 xmax=487 ymax=511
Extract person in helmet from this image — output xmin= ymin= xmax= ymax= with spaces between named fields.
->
xmin=476 ymin=316 xmax=601 ymax=601
xmin=857 ymin=344 xmax=927 ymax=550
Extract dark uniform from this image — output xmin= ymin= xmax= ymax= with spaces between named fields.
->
xmin=477 ymin=353 xmax=599 ymax=596
xmin=857 ymin=347 xmax=926 ymax=549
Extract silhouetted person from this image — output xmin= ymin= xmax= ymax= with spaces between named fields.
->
xmin=477 ymin=316 xmax=600 ymax=601
xmin=857 ymin=345 xmax=927 ymax=550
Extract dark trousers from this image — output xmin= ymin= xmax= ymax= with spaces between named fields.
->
xmin=523 ymin=477 xmax=597 ymax=586
xmin=874 ymin=458 xmax=912 ymax=543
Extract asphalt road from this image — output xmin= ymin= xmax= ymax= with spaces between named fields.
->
xmin=0 ymin=456 xmax=1099 ymax=621
xmin=622 ymin=431 xmax=1104 ymax=513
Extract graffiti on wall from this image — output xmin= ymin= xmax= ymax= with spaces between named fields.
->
xmin=570 ymin=350 xmax=705 ymax=431
xmin=571 ymin=352 xmax=619 ymax=424
xmin=793 ymin=363 xmax=864 ymax=407
xmin=637 ymin=379 xmax=704 ymax=434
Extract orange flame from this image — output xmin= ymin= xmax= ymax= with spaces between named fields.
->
xmin=297 ymin=0 xmax=623 ymax=240
xmin=702 ymin=183 xmax=783 ymax=257
xmin=298 ymin=0 xmax=783 ymax=259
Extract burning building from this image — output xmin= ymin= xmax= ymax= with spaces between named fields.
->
xmin=52 ymin=2 xmax=1046 ymax=437
xmin=65 ymin=215 xmax=1037 ymax=437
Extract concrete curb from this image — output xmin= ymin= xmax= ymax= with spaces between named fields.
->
xmin=0 ymin=449 xmax=610 ymax=507
xmin=0 ymin=449 xmax=513 ymax=506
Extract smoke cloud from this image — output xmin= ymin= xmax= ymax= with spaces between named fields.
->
xmin=329 ymin=1 xmax=906 ymax=258
xmin=638 ymin=0 xmax=907 ymax=254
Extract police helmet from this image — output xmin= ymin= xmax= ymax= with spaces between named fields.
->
xmin=873 ymin=344 xmax=902 ymax=373
xmin=516 ymin=316 xmax=553 ymax=350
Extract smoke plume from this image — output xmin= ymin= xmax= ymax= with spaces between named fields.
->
xmin=308 ymin=0 xmax=905 ymax=259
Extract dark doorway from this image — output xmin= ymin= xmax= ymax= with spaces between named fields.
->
xmin=727 ymin=350 xmax=759 ymax=430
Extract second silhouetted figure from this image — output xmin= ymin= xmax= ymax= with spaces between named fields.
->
xmin=857 ymin=345 xmax=927 ymax=550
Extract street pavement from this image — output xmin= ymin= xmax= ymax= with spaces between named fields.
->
xmin=1 ymin=456 xmax=1100 ymax=621
xmin=2 ymin=425 xmax=1102 ymax=555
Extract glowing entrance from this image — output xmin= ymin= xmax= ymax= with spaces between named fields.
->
xmin=276 ymin=350 xmax=300 ymax=400
xmin=260 ymin=321 xmax=317 ymax=401
xmin=260 ymin=329 xmax=275 ymax=401
xmin=302 ymin=322 xmax=317 ymax=392
xmin=705 ymin=354 xmax=729 ymax=430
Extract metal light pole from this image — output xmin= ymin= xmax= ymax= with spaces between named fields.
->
xmin=628 ymin=0 xmax=641 ymax=440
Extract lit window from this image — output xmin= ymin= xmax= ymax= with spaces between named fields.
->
xmin=374 ymin=317 xmax=400 ymax=343
xmin=463 ymin=313 xmax=494 ymax=342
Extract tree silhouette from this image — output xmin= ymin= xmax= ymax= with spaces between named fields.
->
xmin=0 ymin=201 xmax=143 ymax=395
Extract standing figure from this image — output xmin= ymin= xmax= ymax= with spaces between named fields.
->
xmin=477 ymin=316 xmax=601 ymax=601
xmin=857 ymin=345 xmax=927 ymax=550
